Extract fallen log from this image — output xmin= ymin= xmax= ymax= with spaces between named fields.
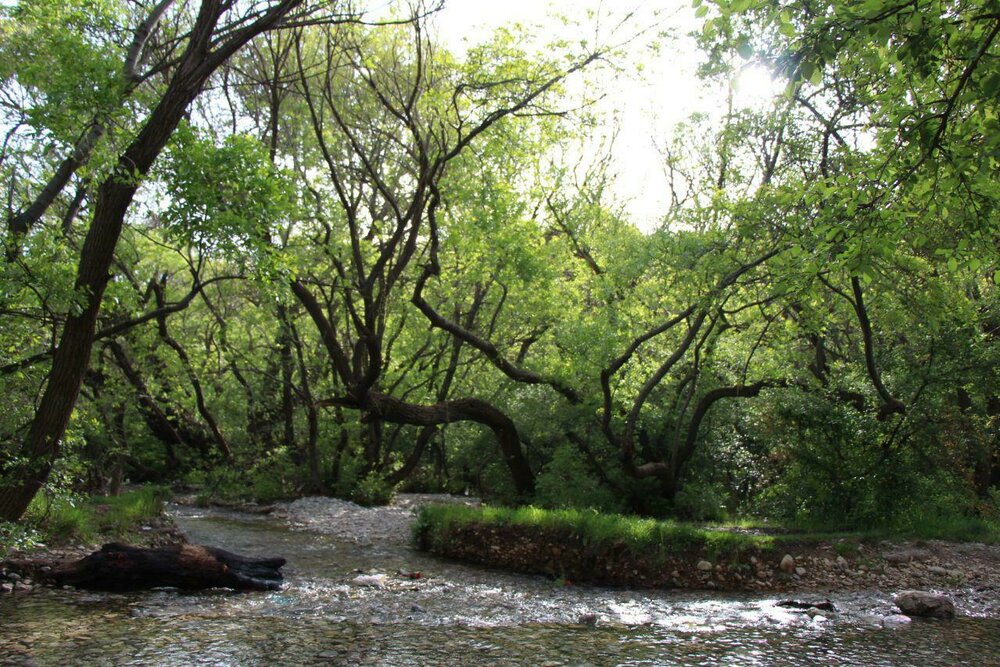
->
xmin=52 ymin=543 xmax=286 ymax=592
xmin=777 ymin=599 xmax=836 ymax=612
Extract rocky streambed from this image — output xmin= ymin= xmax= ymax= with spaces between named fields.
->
xmin=2 ymin=495 xmax=999 ymax=665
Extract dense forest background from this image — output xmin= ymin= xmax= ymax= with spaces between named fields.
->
xmin=1 ymin=0 xmax=998 ymax=532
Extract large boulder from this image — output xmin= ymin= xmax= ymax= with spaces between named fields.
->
xmin=893 ymin=590 xmax=956 ymax=619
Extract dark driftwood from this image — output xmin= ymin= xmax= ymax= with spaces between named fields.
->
xmin=53 ymin=543 xmax=286 ymax=592
xmin=777 ymin=599 xmax=836 ymax=612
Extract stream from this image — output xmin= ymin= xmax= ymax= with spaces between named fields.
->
xmin=2 ymin=496 xmax=999 ymax=665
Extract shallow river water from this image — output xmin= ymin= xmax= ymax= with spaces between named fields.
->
xmin=2 ymin=499 xmax=999 ymax=666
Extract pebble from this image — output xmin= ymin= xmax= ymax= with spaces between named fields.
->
xmin=276 ymin=493 xmax=479 ymax=547
xmin=353 ymin=574 xmax=387 ymax=588
xmin=884 ymin=548 xmax=930 ymax=564
xmin=696 ymin=560 xmax=713 ymax=572
xmin=882 ymin=614 xmax=912 ymax=627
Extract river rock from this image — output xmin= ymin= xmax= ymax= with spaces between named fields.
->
xmin=882 ymin=614 xmax=912 ymax=627
xmin=795 ymin=566 xmax=807 ymax=576
xmin=779 ymin=554 xmax=795 ymax=573
xmin=353 ymin=573 xmax=388 ymax=589
xmin=894 ymin=590 xmax=956 ymax=619
xmin=696 ymin=560 xmax=713 ymax=572
xmin=835 ymin=555 xmax=848 ymax=569
xmin=884 ymin=548 xmax=931 ymax=564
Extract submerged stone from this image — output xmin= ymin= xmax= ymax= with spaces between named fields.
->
xmin=894 ymin=590 xmax=956 ymax=619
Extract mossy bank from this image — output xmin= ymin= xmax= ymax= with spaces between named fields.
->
xmin=414 ymin=504 xmax=1000 ymax=593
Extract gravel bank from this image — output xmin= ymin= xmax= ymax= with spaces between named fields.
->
xmin=273 ymin=493 xmax=479 ymax=547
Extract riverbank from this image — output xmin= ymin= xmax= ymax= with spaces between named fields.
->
xmin=0 ymin=487 xmax=184 ymax=592
xmin=5 ymin=499 xmax=1000 ymax=666
xmin=5 ymin=490 xmax=1000 ymax=605
xmin=412 ymin=503 xmax=1000 ymax=599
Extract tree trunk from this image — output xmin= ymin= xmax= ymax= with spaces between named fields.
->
xmin=278 ymin=304 xmax=296 ymax=450
xmin=153 ymin=280 xmax=233 ymax=461
xmin=363 ymin=391 xmax=534 ymax=497
xmin=0 ymin=0 xmax=307 ymax=520
xmin=290 ymin=319 xmax=321 ymax=492
xmin=106 ymin=340 xmax=200 ymax=465
xmin=53 ymin=543 xmax=285 ymax=592
xmin=387 ymin=426 xmax=437 ymax=485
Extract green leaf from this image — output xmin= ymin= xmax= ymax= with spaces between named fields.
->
xmin=982 ymin=73 xmax=1000 ymax=98
xmin=809 ymin=63 xmax=823 ymax=85
xmin=800 ymin=60 xmax=814 ymax=83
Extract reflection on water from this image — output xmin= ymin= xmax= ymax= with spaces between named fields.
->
xmin=2 ymin=503 xmax=999 ymax=666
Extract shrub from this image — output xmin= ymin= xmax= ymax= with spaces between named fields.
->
xmin=16 ymin=486 xmax=168 ymax=547
xmin=0 ymin=521 xmax=42 ymax=558
xmin=533 ymin=444 xmax=622 ymax=513
xmin=674 ymin=482 xmax=727 ymax=522
xmin=351 ymin=471 xmax=396 ymax=507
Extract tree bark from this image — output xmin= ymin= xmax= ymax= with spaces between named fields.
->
xmin=105 ymin=340 xmax=208 ymax=464
xmin=362 ymin=391 xmax=534 ymax=496
xmin=152 ymin=280 xmax=233 ymax=461
xmin=53 ymin=543 xmax=285 ymax=592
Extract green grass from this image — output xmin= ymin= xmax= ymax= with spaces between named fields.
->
xmin=414 ymin=503 xmax=1000 ymax=566
xmin=704 ymin=512 xmax=1000 ymax=545
xmin=414 ymin=504 xmax=783 ymax=560
xmin=11 ymin=486 xmax=169 ymax=549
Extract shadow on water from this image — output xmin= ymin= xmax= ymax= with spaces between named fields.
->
xmin=2 ymin=500 xmax=1000 ymax=666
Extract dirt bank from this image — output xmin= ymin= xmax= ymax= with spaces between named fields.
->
xmin=416 ymin=517 xmax=1000 ymax=601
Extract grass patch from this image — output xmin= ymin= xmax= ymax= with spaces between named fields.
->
xmin=415 ymin=504 xmax=1000 ymax=564
xmin=414 ymin=504 xmax=782 ymax=561
xmin=2 ymin=486 xmax=170 ymax=554
xmin=698 ymin=509 xmax=1000 ymax=545
xmin=412 ymin=504 xmax=1000 ymax=589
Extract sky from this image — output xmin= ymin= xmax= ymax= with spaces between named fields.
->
xmin=420 ymin=0 xmax=783 ymax=229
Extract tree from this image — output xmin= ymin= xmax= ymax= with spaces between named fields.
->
xmin=0 ymin=0 xmax=351 ymax=521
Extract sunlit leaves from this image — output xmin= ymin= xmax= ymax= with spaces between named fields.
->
xmin=0 ymin=0 xmax=127 ymax=142
xmin=160 ymin=125 xmax=299 ymax=275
